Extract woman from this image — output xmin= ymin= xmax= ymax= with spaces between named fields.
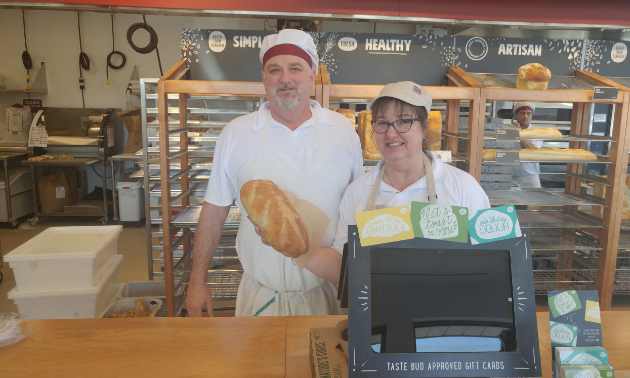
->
xmin=303 ymin=81 xmax=491 ymax=284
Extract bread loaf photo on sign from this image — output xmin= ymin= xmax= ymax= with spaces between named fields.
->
xmin=482 ymin=148 xmax=597 ymax=162
xmin=240 ymin=180 xmax=309 ymax=258
xmin=516 ymin=63 xmax=551 ymax=90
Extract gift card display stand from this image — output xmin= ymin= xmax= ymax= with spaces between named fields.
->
xmin=342 ymin=225 xmax=541 ymax=377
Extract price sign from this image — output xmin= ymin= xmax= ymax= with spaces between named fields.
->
xmin=495 ymin=151 xmax=520 ymax=165
xmin=22 ymin=99 xmax=42 ymax=113
xmin=592 ymin=87 xmax=619 ymax=100
xmin=496 ymin=128 xmax=520 ymax=141
xmin=432 ymin=150 xmax=452 ymax=163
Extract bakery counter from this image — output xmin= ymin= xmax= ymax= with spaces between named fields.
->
xmin=2 ymin=312 xmax=630 ymax=378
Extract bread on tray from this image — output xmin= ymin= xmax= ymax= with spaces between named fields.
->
xmin=358 ymin=110 xmax=383 ymax=160
xmin=333 ymin=108 xmax=356 ymax=128
xmin=240 ymin=180 xmax=309 ymax=258
xmin=482 ymin=148 xmax=597 ymax=162
xmin=516 ymin=63 xmax=551 ymax=90
xmin=519 ymin=127 xmax=562 ymax=140
xmin=428 ymin=110 xmax=442 ymax=151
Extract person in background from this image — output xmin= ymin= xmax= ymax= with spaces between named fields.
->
xmin=511 ymin=102 xmax=543 ymax=189
xmin=186 ymin=29 xmax=363 ymax=317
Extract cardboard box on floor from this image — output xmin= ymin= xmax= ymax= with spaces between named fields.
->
xmin=38 ymin=168 xmax=78 ymax=214
xmin=310 ymin=322 xmax=348 ymax=378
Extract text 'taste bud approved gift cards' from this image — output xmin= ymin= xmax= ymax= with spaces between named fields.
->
xmin=355 ymin=206 xmax=415 ymax=247
xmin=410 ymin=202 xmax=469 ymax=243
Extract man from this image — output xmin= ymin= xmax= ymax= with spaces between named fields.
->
xmin=512 ymin=102 xmax=543 ymax=189
xmin=186 ymin=29 xmax=363 ymax=317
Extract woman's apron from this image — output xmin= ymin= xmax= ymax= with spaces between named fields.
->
xmin=364 ymin=153 xmax=437 ymax=212
xmin=234 ymin=107 xmax=350 ymax=316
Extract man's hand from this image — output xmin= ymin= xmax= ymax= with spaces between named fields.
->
xmin=249 ymin=216 xmax=270 ymax=246
xmin=186 ymin=280 xmax=214 ymax=317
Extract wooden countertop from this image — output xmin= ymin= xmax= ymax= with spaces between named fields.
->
xmin=1 ymin=312 xmax=628 ymax=378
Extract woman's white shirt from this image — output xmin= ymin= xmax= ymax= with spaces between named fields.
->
xmin=331 ymin=155 xmax=491 ymax=254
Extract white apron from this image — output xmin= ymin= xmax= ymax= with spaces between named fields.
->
xmin=364 ymin=153 xmax=438 ymax=212
xmin=234 ymin=107 xmax=350 ymax=316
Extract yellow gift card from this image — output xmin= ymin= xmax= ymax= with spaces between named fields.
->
xmin=355 ymin=206 xmax=414 ymax=247
xmin=584 ymin=300 xmax=601 ymax=323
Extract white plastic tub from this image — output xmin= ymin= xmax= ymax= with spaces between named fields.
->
xmin=116 ymin=280 xmax=182 ymax=300
xmin=101 ymin=298 xmax=162 ymax=318
xmin=116 ymin=169 xmax=145 ymax=222
xmin=8 ymin=255 xmax=123 ymax=320
xmin=4 ymin=225 xmax=123 ymax=291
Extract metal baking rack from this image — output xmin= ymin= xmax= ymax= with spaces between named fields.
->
xmin=531 ymin=251 xmax=600 ymax=295
xmin=482 ymin=155 xmax=612 ymax=164
xmin=446 ymin=131 xmax=616 ymax=143
xmin=468 ymin=73 xmax=596 ymax=90
xmin=517 ymin=210 xmax=605 ymax=229
xmin=530 ymin=229 xmax=602 ymax=251
xmin=606 ymin=76 xmax=630 ymax=88
xmin=621 ymin=219 xmax=630 ymax=230
xmin=171 ymin=205 xmax=241 ymax=229
xmin=487 ymin=189 xmax=608 ymax=207
xmin=614 ymin=251 xmax=630 ymax=295
xmin=618 ymin=230 xmax=630 ymax=250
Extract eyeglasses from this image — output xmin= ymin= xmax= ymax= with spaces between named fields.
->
xmin=370 ymin=118 xmax=421 ymax=134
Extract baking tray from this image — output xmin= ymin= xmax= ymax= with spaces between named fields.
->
xmin=530 ymin=229 xmax=602 ymax=251
xmin=621 ymin=219 xmax=630 ymax=230
xmin=486 ymin=189 xmax=608 ymax=207
xmin=469 ymin=73 xmax=596 ymax=90
xmin=150 ymin=183 xmax=208 ymax=197
xmin=517 ymin=210 xmax=605 ymax=229
xmin=482 ymin=155 xmax=612 ymax=164
xmin=606 ymin=76 xmax=630 ymax=88
xmin=531 ymin=250 xmax=600 ymax=295
xmin=171 ymin=205 xmax=241 ymax=227
xmin=618 ymin=230 xmax=630 ymax=250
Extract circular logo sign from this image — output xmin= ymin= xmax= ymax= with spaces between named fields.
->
xmin=338 ymin=37 xmax=358 ymax=52
xmin=465 ymin=37 xmax=488 ymax=61
xmin=208 ymin=31 xmax=226 ymax=53
xmin=400 ymin=207 xmax=407 ymax=214
xmin=611 ymin=42 xmax=627 ymax=63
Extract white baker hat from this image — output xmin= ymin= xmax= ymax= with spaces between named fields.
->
xmin=514 ymin=102 xmax=535 ymax=114
xmin=260 ymin=29 xmax=319 ymax=73
xmin=369 ymin=81 xmax=432 ymax=113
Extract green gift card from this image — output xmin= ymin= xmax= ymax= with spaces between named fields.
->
xmin=550 ymin=321 xmax=579 ymax=346
xmin=549 ymin=291 xmax=583 ymax=318
xmin=410 ymin=202 xmax=469 ymax=243
xmin=468 ymin=205 xmax=520 ymax=244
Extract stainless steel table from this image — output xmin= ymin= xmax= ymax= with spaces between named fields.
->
xmin=22 ymin=158 xmax=111 ymax=225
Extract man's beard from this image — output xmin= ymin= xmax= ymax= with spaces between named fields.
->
xmin=273 ymin=83 xmax=300 ymax=110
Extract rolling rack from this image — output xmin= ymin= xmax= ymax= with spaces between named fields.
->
xmin=449 ymin=67 xmax=630 ymax=310
xmin=156 ymin=61 xmax=324 ymax=316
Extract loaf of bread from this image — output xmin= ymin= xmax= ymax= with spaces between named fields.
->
xmin=240 ymin=180 xmax=309 ymax=258
xmin=358 ymin=110 xmax=382 ymax=160
xmin=333 ymin=108 xmax=356 ymax=128
xmin=482 ymin=148 xmax=597 ymax=162
xmin=516 ymin=63 xmax=551 ymax=90
xmin=592 ymin=176 xmax=630 ymax=219
xmin=519 ymin=127 xmax=562 ymax=140
xmin=428 ymin=110 xmax=442 ymax=151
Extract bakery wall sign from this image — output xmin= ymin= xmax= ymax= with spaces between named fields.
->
xmin=455 ymin=37 xmax=583 ymax=76
xmin=582 ymin=40 xmax=630 ymax=77
xmin=318 ymin=32 xmax=454 ymax=86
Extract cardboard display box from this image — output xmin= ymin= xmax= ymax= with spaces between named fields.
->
xmin=310 ymin=324 xmax=348 ymax=378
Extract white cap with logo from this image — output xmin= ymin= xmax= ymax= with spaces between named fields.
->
xmin=369 ymin=81 xmax=432 ymax=113
xmin=259 ymin=29 xmax=319 ymax=73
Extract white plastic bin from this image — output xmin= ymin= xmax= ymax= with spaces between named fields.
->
xmin=101 ymin=298 xmax=162 ymax=318
xmin=8 ymin=255 xmax=123 ymax=319
xmin=0 ymin=168 xmax=33 ymax=222
xmin=116 ymin=169 xmax=145 ymax=222
xmin=4 ymin=225 xmax=123 ymax=291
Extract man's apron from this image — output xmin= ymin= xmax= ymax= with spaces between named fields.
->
xmin=363 ymin=153 xmax=438 ymax=212
xmin=234 ymin=107 xmax=349 ymax=316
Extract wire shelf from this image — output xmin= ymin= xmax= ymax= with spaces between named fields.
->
xmin=619 ymin=230 xmax=630 ymax=250
xmin=517 ymin=210 xmax=605 ymax=229
xmin=207 ymin=270 xmax=242 ymax=300
xmin=621 ymin=220 xmax=630 ymax=231
xmin=530 ymin=230 xmax=602 ymax=251
xmin=469 ymin=73 xmax=596 ymax=90
xmin=482 ymin=155 xmax=611 ymax=164
xmin=171 ymin=205 xmax=241 ymax=227
xmin=614 ymin=269 xmax=630 ymax=295
xmin=606 ymin=76 xmax=630 ymax=88
xmin=486 ymin=189 xmax=607 ymax=207
xmin=531 ymin=251 xmax=599 ymax=295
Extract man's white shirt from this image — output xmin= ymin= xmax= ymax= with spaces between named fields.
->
xmin=204 ymin=100 xmax=364 ymax=207
xmin=512 ymin=124 xmax=543 ymax=178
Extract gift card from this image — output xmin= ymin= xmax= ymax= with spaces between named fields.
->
xmin=549 ymin=291 xmax=583 ymax=318
xmin=355 ymin=206 xmax=414 ymax=247
xmin=468 ymin=205 xmax=521 ymax=244
xmin=584 ymin=300 xmax=601 ymax=324
xmin=550 ymin=321 xmax=579 ymax=346
xmin=410 ymin=202 xmax=469 ymax=243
